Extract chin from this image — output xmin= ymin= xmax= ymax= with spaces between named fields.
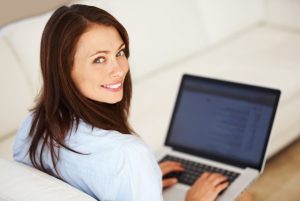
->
xmin=107 ymin=99 xmax=122 ymax=104
xmin=90 ymin=92 xmax=123 ymax=104
xmin=103 ymin=95 xmax=123 ymax=104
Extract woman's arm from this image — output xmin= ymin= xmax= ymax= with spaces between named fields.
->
xmin=88 ymin=136 xmax=163 ymax=201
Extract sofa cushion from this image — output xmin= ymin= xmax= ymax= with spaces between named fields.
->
xmin=0 ymin=131 xmax=15 ymax=160
xmin=266 ymin=0 xmax=300 ymax=30
xmin=195 ymin=0 xmax=264 ymax=45
xmin=0 ymin=158 xmax=96 ymax=201
xmin=0 ymin=36 xmax=33 ymax=137
xmin=0 ymin=12 xmax=52 ymax=94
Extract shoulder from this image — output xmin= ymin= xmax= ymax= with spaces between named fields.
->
xmin=13 ymin=113 xmax=34 ymax=141
xmin=62 ymin=120 xmax=153 ymax=168
xmin=66 ymin=120 xmax=143 ymax=153
xmin=13 ymin=114 xmax=34 ymax=163
xmin=69 ymin=122 xmax=155 ymax=171
xmin=71 ymin=121 xmax=161 ymax=175
xmin=17 ymin=114 xmax=34 ymax=135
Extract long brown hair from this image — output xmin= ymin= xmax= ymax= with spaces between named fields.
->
xmin=29 ymin=4 xmax=134 ymax=175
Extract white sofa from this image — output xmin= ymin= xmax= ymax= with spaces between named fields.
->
xmin=1 ymin=0 xmax=300 ymax=200
xmin=0 ymin=158 xmax=96 ymax=201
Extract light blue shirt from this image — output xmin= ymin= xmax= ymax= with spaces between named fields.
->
xmin=13 ymin=115 xmax=163 ymax=201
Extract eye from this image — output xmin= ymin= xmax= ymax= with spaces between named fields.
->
xmin=94 ymin=57 xmax=105 ymax=64
xmin=116 ymin=49 xmax=125 ymax=57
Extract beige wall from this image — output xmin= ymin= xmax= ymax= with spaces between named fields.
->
xmin=0 ymin=0 xmax=70 ymax=26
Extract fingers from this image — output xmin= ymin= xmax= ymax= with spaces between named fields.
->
xmin=187 ymin=172 xmax=229 ymax=201
xmin=160 ymin=161 xmax=184 ymax=189
xmin=207 ymin=173 xmax=228 ymax=186
xmin=215 ymin=181 xmax=229 ymax=194
xmin=163 ymin=178 xmax=178 ymax=188
xmin=198 ymin=172 xmax=227 ymax=184
xmin=160 ymin=162 xmax=229 ymax=195
xmin=200 ymin=172 xmax=209 ymax=179
xmin=195 ymin=172 xmax=209 ymax=184
xmin=159 ymin=161 xmax=184 ymax=175
xmin=195 ymin=172 xmax=228 ymax=190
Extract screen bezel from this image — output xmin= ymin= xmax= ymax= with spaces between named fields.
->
xmin=165 ymin=74 xmax=281 ymax=170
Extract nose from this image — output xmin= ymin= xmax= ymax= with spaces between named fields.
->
xmin=110 ymin=58 xmax=125 ymax=78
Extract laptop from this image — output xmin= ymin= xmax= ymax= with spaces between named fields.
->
xmin=156 ymin=74 xmax=281 ymax=201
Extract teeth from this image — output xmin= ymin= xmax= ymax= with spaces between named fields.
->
xmin=104 ymin=83 xmax=121 ymax=89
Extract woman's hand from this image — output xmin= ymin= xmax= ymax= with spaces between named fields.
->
xmin=159 ymin=161 xmax=184 ymax=188
xmin=159 ymin=161 xmax=230 ymax=201
xmin=185 ymin=172 xmax=229 ymax=201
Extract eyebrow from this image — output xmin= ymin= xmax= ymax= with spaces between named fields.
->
xmin=89 ymin=43 xmax=125 ymax=57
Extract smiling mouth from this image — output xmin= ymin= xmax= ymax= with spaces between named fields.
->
xmin=101 ymin=82 xmax=123 ymax=92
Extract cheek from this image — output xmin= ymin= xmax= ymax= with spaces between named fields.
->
xmin=121 ymin=59 xmax=129 ymax=74
xmin=71 ymin=66 xmax=105 ymax=94
xmin=71 ymin=68 xmax=82 ymax=89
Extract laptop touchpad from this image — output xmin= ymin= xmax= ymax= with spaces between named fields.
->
xmin=163 ymin=186 xmax=186 ymax=201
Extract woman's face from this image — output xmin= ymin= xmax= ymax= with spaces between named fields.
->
xmin=71 ymin=24 xmax=129 ymax=104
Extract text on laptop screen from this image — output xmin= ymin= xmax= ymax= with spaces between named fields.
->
xmin=166 ymin=75 xmax=280 ymax=169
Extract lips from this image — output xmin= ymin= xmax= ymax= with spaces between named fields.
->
xmin=101 ymin=81 xmax=123 ymax=92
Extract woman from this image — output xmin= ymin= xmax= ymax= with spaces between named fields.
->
xmin=13 ymin=4 xmax=249 ymax=201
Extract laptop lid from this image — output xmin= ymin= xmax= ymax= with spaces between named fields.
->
xmin=165 ymin=74 xmax=280 ymax=171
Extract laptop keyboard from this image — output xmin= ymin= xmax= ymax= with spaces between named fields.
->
xmin=160 ymin=155 xmax=240 ymax=186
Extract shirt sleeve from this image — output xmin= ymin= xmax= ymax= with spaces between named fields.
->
xmin=88 ymin=136 xmax=164 ymax=201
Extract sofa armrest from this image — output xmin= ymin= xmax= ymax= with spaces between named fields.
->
xmin=0 ymin=158 xmax=96 ymax=201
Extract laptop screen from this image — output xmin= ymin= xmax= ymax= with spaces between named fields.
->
xmin=165 ymin=74 xmax=280 ymax=170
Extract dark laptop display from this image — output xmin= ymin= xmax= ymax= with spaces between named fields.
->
xmin=166 ymin=74 xmax=280 ymax=170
